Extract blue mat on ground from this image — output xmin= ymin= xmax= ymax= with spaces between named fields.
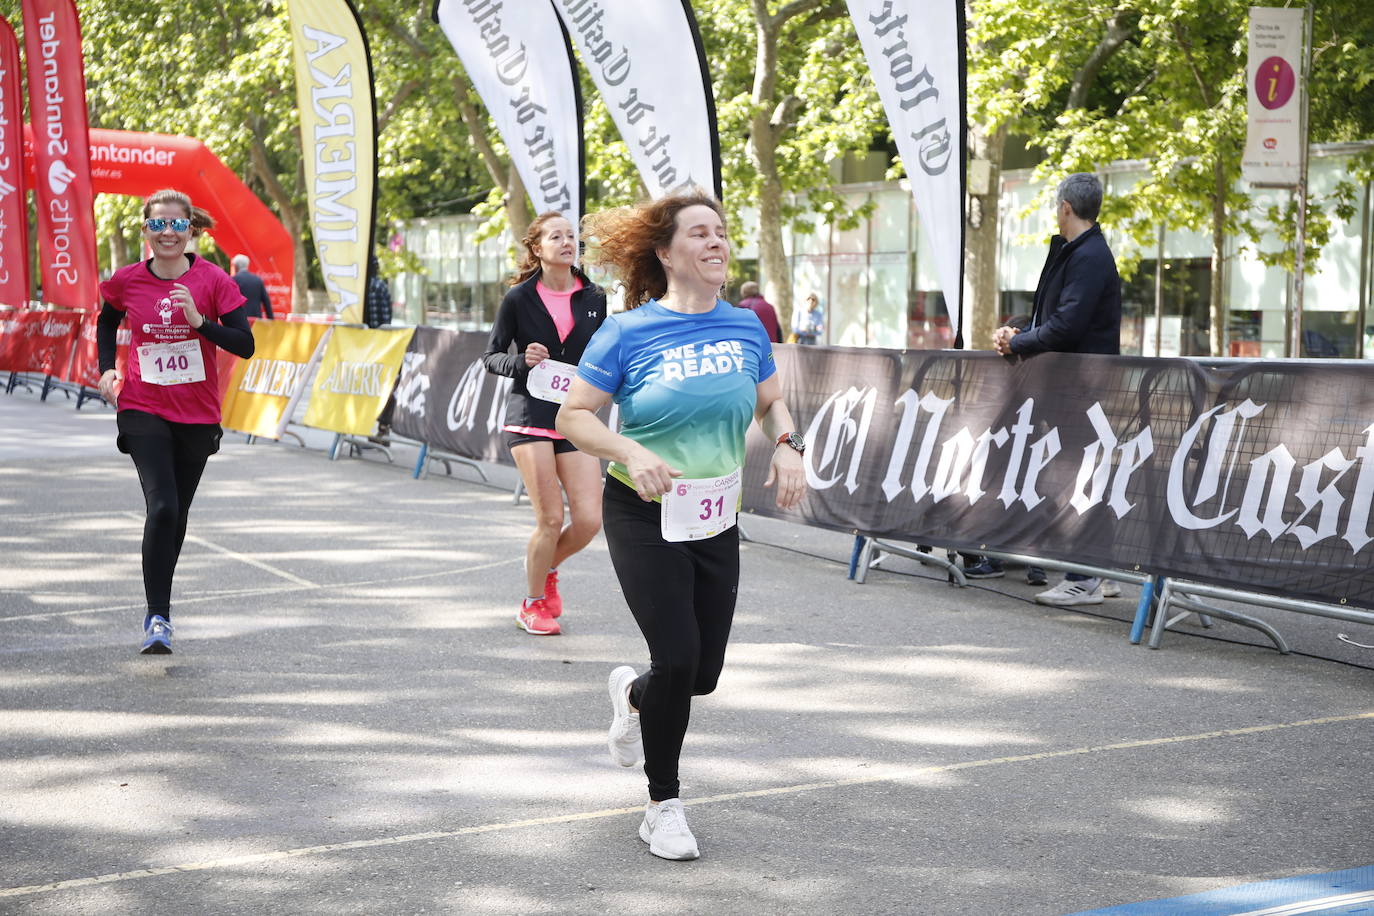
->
xmin=1068 ymin=865 xmax=1374 ymax=915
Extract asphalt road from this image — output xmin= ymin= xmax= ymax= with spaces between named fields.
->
xmin=1 ymin=387 xmax=1370 ymax=915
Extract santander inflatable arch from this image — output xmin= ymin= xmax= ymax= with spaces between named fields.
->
xmin=26 ymin=127 xmax=294 ymax=312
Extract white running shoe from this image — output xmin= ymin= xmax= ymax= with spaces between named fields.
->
xmin=1035 ymin=578 xmax=1104 ymax=606
xmin=1101 ymin=579 xmax=1122 ymax=598
xmin=639 ymin=798 xmax=699 ymax=860
xmin=607 ymin=666 xmax=642 ymax=767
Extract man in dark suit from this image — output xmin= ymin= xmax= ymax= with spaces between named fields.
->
xmin=991 ymin=172 xmax=1122 ymax=604
xmin=994 ymin=172 xmax=1121 ymax=357
xmin=230 ymin=254 xmax=274 ymax=320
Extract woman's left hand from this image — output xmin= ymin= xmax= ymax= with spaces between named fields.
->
xmin=172 ymin=282 xmax=204 ymax=329
xmin=764 ymin=443 xmax=806 ymax=510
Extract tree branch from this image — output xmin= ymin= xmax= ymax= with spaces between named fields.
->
xmin=1067 ymin=12 xmax=1135 ymax=109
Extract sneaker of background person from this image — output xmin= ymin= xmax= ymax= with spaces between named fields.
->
xmin=543 ymin=570 xmax=563 ymax=618
xmin=1026 ymin=566 xmax=1048 ymax=587
xmin=516 ymin=599 xmax=560 ymax=635
xmin=962 ymin=556 xmax=1004 ymax=579
xmin=607 ymin=665 xmax=642 ymax=767
xmin=1101 ymin=580 xmax=1122 ymax=598
xmin=140 ymin=615 xmax=173 ymax=655
xmin=639 ymin=798 xmax=700 ymax=860
xmin=1035 ymin=578 xmax=1104 ymax=606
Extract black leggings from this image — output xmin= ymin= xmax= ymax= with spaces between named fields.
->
xmin=602 ymin=477 xmax=740 ymax=801
xmin=117 ymin=410 xmax=222 ymax=618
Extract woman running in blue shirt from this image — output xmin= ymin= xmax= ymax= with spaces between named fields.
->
xmin=558 ymin=191 xmax=807 ymax=860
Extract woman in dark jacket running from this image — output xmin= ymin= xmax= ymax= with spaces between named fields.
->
xmin=483 ymin=212 xmax=607 ymax=635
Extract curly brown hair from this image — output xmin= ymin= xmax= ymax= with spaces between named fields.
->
xmin=142 ymin=188 xmax=215 ymax=237
xmin=580 ymin=190 xmax=725 ymax=308
xmin=509 ymin=211 xmax=574 ymax=286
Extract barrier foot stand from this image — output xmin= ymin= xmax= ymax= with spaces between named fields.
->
xmin=40 ymin=374 xmax=54 ymax=401
xmin=1168 ymin=593 xmax=1291 ymax=654
xmin=329 ymin=433 xmax=343 ymax=461
xmin=848 ymin=535 xmax=866 ymax=581
xmin=413 ymin=443 xmax=428 ymax=479
xmin=421 ymin=450 xmax=488 ymax=483
xmin=857 ymin=539 xmax=967 ymax=588
xmin=513 ymin=478 xmax=524 ymax=505
xmin=1129 ymin=576 xmax=1160 ymax=644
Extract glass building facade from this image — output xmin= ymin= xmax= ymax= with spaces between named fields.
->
xmin=392 ymin=142 xmax=1373 ymax=358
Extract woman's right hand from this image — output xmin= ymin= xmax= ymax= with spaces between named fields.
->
xmin=524 ymin=342 xmax=550 ymax=367
xmin=98 ymin=368 xmax=121 ymax=403
xmin=625 ymin=443 xmax=682 ymax=502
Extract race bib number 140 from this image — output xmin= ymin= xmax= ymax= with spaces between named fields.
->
xmin=137 ymin=339 xmax=206 ymax=386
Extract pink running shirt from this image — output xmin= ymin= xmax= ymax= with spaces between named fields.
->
xmin=100 ymin=256 xmax=246 ymax=425
xmin=536 ymin=276 xmax=583 ymax=343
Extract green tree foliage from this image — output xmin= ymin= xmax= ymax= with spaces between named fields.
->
xmin=969 ymin=0 xmax=1374 ymax=354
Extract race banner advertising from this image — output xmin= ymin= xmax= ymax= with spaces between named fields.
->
xmin=287 ymin=0 xmax=377 ymax=324
xmin=22 ymin=0 xmax=99 ymax=310
xmin=392 ymin=326 xmax=516 ymax=466
xmin=221 ymin=320 xmax=331 ymax=438
xmin=741 ymin=346 xmax=1374 ymax=612
xmin=0 ymin=16 xmax=29 ymax=308
xmin=65 ymin=309 xmax=129 ymax=388
xmin=844 ymin=0 xmax=966 ymax=344
xmin=0 ymin=308 xmax=81 ymax=374
xmin=433 ymin=0 xmax=583 ymax=229
xmin=1241 ymin=6 xmax=1306 ymax=186
xmin=553 ymin=0 xmax=720 ymax=198
xmin=303 ymin=325 xmax=415 ymax=436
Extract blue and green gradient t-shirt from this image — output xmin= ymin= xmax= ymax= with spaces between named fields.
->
xmin=577 ymin=298 xmax=776 ymax=491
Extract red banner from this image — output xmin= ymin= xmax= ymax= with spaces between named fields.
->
xmin=65 ymin=308 xmax=128 ymax=388
xmin=0 ymin=307 xmax=81 ymax=374
xmin=0 ymin=17 xmax=29 ymax=309
xmin=22 ymin=0 xmax=98 ymax=310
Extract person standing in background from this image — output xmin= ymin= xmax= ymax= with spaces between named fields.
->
xmin=793 ymin=292 xmax=825 ymax=345
xmin=229 ymin=254 xmax=274 ymax=320
xmin=736 ymin=280 xmax=782 ymax=344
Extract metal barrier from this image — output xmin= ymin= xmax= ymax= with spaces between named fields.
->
xmin=1144 ymin=579 xmax=1374 ymax=652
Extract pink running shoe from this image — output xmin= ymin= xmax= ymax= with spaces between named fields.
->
xmin=516 ymin=599 xmax=561 ymax=635
xmin=544 ymin=570 xmax=563 ymax=618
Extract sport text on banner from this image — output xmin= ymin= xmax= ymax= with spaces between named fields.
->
xmin=0 ymin=17 xmax=30 ymax=308
xmin=221 ymin=320 xmax=331 ymax=438
xmin=21 ymin=0 xmax=99 ymax=310
xmin=552 ymin=0 xmax=720 ymax=199
xmin=1242 ymin=6 xmax=1306 ymax=186
xmin=433 ymin=0 xmax=583 ymax=229
xmin=287 ymin=0 xmax=377 ymax=324
xmin=303 ymin=325 xmax=415 ymax=436
xmin=844 ymin=0 xmax=965 ymax=342
xmin=392 ymin=326 xmax=516 ymax=465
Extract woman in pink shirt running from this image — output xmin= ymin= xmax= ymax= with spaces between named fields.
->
xmin=483 ymin=212 xmax=607 ymax=635
xmin=96 ymin=189 xmax=255 ymax=654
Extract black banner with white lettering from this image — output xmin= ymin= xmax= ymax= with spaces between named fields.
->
xmin=393 ymin=326 xmax=515 ymax=466
xmin=743 ymin=347 xmax=1374 ymax=610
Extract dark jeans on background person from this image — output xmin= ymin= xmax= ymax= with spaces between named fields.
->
xmin=601 ymin=477 xmax=739 ymax=802
xmin=117 ymin=410 xmax=222 ymax=617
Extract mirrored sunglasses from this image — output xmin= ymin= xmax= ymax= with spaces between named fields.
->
xmin=144 ymin=217 xmax=191 ymax=233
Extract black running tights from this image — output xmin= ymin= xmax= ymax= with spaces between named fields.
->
xmin=118 ymin=410 xmax=220 ymax=618
xmin=602 ymin=478 xmax=740 ymax=802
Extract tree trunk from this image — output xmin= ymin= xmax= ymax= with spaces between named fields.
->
xmin=250 ymin=135 xmax=311 ymax=312
xmin=749 ymin=4 xmax=792 ymax=324
xmin=965 ymin=124 xmax=1007 ymax=350
xmin=1208 ymin=152 xmax=1227 ymax=357
xmin=506 ymin=166 xmax=532 ymax=245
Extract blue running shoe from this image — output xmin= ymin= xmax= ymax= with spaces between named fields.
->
xmin=141 ymin=616 xmax=173 ymax=654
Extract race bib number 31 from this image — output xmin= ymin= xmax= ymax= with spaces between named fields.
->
xmin=137 ymin=339 xmax=206 ymax=386
xmin=527 ymin=358 xmax=577 ymax=404
xmin=661 ymin=468 xmax=742 ymax=543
